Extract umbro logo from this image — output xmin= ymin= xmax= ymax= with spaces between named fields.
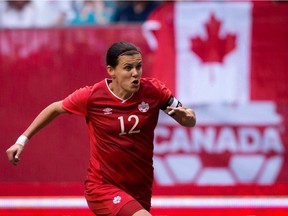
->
xmin=113 ymin=195 xmax=121 ymax=204
xmin=103 ymin=108 xmax=112 ymax=115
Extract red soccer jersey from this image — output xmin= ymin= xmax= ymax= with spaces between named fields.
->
xmin=62 ymin=77 xmax=171 ymax=206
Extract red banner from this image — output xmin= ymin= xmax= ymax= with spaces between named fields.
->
xmin=0 ymin=26 xmax=152 ymax=188
xmin=144 ymin=1 xmax=288 ymax=196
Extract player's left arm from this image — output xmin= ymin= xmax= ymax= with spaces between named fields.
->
xmin=161 ymin=96 xmax=196 ymax=127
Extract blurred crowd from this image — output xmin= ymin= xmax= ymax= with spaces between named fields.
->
xmin=0 ymin=0 xmax=162 ymax=28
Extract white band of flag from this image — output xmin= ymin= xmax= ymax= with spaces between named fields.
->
xmin=0 ymin=196 xmax=288 ymax=209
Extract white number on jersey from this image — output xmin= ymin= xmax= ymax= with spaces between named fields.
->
xmin=118 ymin=115 xmax=140 ymax=135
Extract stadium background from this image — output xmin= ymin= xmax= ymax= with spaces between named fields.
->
xmin=0 ymin=1 xmax=288 ymax=215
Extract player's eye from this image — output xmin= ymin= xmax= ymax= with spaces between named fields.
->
xmin=124 ymin=66 xmax=132 ymax=71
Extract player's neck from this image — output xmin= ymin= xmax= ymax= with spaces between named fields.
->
xmin=108 ymin=82 xmax=133 ymax=100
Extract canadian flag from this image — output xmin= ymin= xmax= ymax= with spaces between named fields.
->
xmin=143 ymin=1 xmax=288 ymax=105
xmin=143 ymin=1 xmax=288 ymax=188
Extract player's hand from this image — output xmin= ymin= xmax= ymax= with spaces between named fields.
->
xmin=167 ymin=106 xmax=196 ymax=127
xmin=166 ymin=106 xmax=191 ymax=117
xmin=6 ymin=144 xmax=24 ymax=166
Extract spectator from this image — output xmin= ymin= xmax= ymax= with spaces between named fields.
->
xmin=113 ymin=1 xmax=160 ymax=23
xmin=0 ymin=0 xmax=36 ymax=28
xmin=0 ymin=0 xmax=72 ymax=28
xmin=33 ymin=0 xmax=72 ymax=27
xmin=68 ymin=0 xmax=115 ymax=26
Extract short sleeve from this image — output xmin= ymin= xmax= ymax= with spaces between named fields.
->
xmin=149 ymin=78 xmax=172 ymax=107
xmin=62 ymin=86 xmax=92 ymax=116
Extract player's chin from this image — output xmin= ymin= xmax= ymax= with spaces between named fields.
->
xmin=130 ymin=85 xmax=140 ymax=92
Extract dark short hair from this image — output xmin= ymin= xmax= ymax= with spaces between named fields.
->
xmin=106 ymin=41 xmax=141 ymax=68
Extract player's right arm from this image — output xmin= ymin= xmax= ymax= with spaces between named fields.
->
xmin=6 ymin=101 xmax=68 ymax=166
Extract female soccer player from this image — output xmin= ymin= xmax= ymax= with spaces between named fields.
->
xmin=6 ymin=41 xmax=196 ymax=216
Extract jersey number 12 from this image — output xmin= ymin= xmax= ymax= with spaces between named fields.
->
xmin=118 ymin=115 xmax=140 ymax=135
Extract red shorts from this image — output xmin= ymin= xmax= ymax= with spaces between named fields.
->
xmin=85 ymin=181 xmax=146 ymax=216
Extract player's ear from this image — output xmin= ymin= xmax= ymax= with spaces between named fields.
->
xmin=107 ymin=65 xmax=115 ymax=79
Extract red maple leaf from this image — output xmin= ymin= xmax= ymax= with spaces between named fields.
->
xmin=191 ymin=14 xmax=236 ymax=63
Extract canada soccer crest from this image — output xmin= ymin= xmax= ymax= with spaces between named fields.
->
xmin=138 ymin=101 xmax=149 ymax=113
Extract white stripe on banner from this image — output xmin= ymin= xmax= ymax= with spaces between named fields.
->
xmin=175 ymin=2 xmax=252 ymax=105
xmin=0 ymin=196 xmax=288 ymax=209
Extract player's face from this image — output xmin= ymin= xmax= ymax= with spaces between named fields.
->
xmin=108 ymin=53 xmax=142 ymax=99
